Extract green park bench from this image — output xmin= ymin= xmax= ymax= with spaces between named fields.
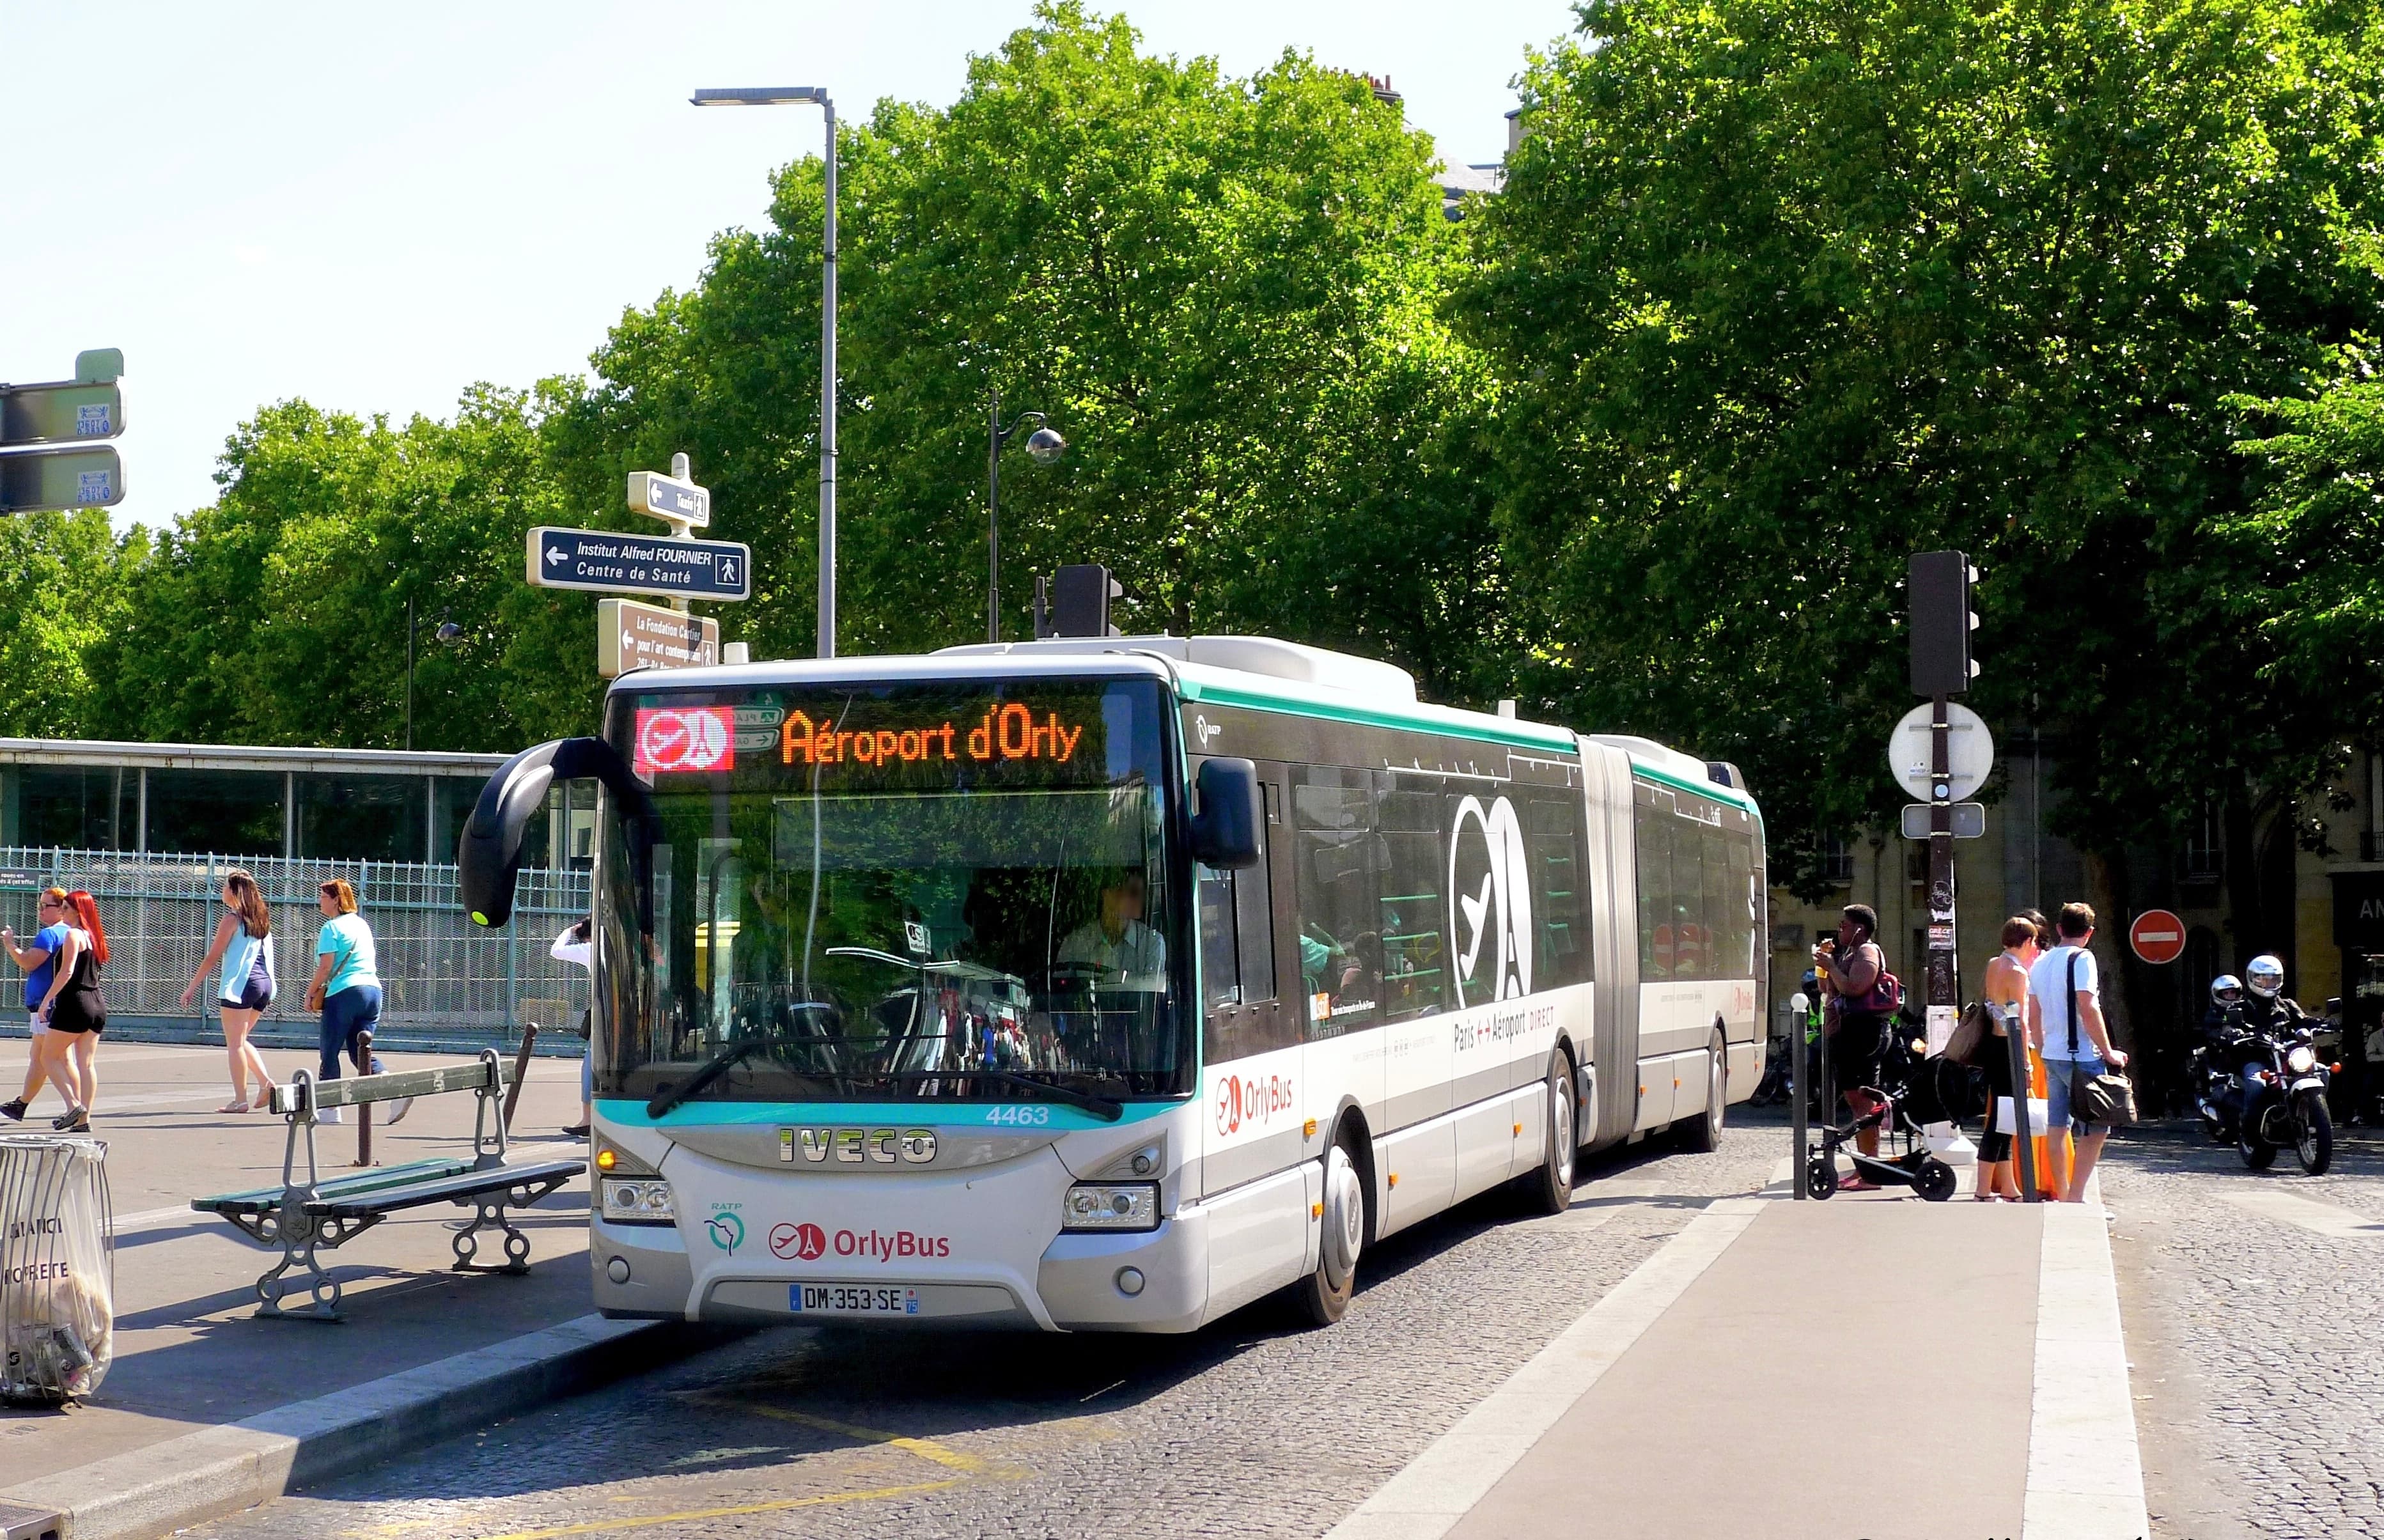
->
xmin=191 ymin=1047 xmax=585 ymax=1321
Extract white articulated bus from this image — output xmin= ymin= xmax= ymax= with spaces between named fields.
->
xmin=459 ymin=634 xmax=1765 ymax=1330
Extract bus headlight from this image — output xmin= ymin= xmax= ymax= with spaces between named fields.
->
xmin=601 ymin=1177 xmax=678 ymax=1226
xmin=1063 ymin=1183 xmax=1159 ymax=1233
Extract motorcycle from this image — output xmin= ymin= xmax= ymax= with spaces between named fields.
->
xmin=2198 ymin=1025 xmax=2337 ymax=1174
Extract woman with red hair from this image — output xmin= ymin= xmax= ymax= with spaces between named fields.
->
xmin=31 ymin=889 xmax=109 ymax=1132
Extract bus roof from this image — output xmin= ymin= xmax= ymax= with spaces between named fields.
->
xmin=608 ymin=636 xmax=1757 ymax=813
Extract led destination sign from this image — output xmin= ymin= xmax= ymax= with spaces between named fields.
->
xmin=614 ymin=682 xmax=1157 ymax=790
xmin=783 ymin=702 xmax=1087 ymax=768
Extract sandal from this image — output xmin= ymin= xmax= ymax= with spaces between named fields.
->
xmin=1838 ymin=1175 xmax=1881 ymax=1192
xmin=250 ymin=1086 xmax=278 ymax=1112
xmin=219 ymin=1098 xmax=254 ymax=1114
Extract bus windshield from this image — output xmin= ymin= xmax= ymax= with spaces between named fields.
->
xmin=593 ymin=677 xmax=1187 ymax=1108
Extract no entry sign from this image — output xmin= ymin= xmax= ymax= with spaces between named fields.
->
xmin=2129 ymin=909 xmax=2187 ymax=965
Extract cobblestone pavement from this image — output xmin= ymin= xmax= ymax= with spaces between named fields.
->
xmin=184 ymin=1120 xmax=1784 ymax=1540
xmin=2100 ymin=1116 xmax=2384 ymax=1540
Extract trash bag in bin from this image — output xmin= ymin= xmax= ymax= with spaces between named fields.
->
xmin=1 ymin=1133 xmax=115 ymax=1402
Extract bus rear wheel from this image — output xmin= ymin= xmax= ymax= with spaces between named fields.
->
xmin=1678 ymin=1031 xmax=1725 ymax=1154
xmin=1297 ymin=1131 xmax=1366 ymax=1326
xmin=1525 ymin=1050 xmax=1578 ymax=1215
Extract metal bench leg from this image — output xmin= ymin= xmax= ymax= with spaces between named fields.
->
xmin=255 ymin=1210 xmax=344 ymax=1322
xmin=452 ymin=1194 xmax=532 ymax=1275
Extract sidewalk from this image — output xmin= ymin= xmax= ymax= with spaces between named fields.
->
xmin=0 ymin=1043 xmax=667 ymax=1537
xmin=1330 ymin=1165 xmax=2148 ymax=1540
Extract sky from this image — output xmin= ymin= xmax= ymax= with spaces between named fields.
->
xmin=3 ymin=1 xmax=1580 ymax=532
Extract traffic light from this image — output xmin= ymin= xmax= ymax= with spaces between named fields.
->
xmin=1050 ymin=563 xmax=1123 ymax=638
xmin=1908 ymin=550 xmax=1980 ymax=697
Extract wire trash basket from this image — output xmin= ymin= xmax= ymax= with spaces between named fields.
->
xmin=1 ymin=1133 xmax=116 ymax=1403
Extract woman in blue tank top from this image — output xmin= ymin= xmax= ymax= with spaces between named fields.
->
xmin=181 ymin=869 xmax=279 ymax=1112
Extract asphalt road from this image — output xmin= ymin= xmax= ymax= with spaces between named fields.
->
xmin=183 ymin=1121 xmax=1782 ymax=1540
xmin=2104 ymin=1116 xmax=2384 ymax=1540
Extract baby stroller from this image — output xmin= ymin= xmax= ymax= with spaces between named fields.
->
xmin=1805 ymin=1082 xmax=1958 ymax=1201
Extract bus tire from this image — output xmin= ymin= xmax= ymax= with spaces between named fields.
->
xmin=1297 ymin=1127 xmax=1366 ymax=1327
xmin=1526 ymin=1049 xmax=1578 ymax=1215
xmin=1678 ymin=1031 xmax=1725 ymax=1154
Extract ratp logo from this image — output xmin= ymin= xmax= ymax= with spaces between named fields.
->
xmin=1448 ymin=795 xmax=1533 ymax=1007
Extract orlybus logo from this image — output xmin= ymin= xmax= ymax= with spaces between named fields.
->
xmin=1215 ymin=1073 xmax=1293 ymax=1136
xmin=769 ymin=1222 xmax=827 ymax=1261
xmin=1448 ymin=794 xmax=1533 ymax=1007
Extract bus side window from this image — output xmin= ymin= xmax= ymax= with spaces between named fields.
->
xmin=1199 ymin=863 xmax=1242 ymax=1013
xmin=1635 ymin=801 xmax=1671 ymax=980
xmin=1528 ymin=789 xmax=1589 ymax=989
xmin=1294 ymin=767 xmax=1381 ymax=1038
xmin=1376 ymin=773 xmax=1446 ymax=1022
xmin=1237 ymin=791 xmax=1277 ymax=1004
xmin=1671 ymin=816 xmax=1710 ymax=980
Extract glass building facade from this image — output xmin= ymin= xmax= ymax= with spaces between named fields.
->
xmin=0 ymin=740 xmax=568 ymax=867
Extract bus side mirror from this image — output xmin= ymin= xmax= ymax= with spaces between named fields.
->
xmin=458 ymin=736 xmax=655 ymax=927
xmin=1190 ymin=758 xmax=1262 ymax=871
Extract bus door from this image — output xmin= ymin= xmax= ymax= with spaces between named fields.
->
xmin=1197 ymin=763 xmax=1300 ymax=1195
xmin=1197 ymin=763 xmax=1311 ymax=1313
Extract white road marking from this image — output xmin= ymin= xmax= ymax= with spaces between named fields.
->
xmin=2023 ymin=1181 xmax=2150 ymax=1537
xmin=2216 ymin=1188 xmax=2384 ymax=1239
xmin=1323 ymin=1197 xmax=1764 ymax=1540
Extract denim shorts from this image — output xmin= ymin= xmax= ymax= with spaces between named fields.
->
xmin=2043 ymin=1051 xmax=2107 ymax=1135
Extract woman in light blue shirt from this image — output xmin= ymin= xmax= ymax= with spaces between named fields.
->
xmin=304 ymin=878 xmax=405 ymax=1126
xmin=180 ymin=869 xmax=280 ymax=1113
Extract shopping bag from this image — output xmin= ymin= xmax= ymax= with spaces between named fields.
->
xmin=1995 ymin=1094 xmax=2051 ymax=1137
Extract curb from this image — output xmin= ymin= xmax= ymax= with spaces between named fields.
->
xmin=0 ymin=1314 xmax=714 ymax=1540
xmin=2023 ymin=1183 xmax=2151 ymax=1537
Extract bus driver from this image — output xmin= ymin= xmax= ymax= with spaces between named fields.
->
xmin=1059 ymin=871 xmax=1167 ymax=991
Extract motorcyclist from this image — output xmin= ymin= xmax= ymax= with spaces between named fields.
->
xmin=2205 ymin=957 xmax=2307 ymax=1124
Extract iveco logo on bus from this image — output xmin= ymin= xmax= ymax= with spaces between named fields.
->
xmin=1448 ymin=795 xmax=1533 ymax=1007
xmin=1215 ymin=1071 xmax=1293 ymax=1136
xmin=779 ymin=1127 xmax=939 ymax=1165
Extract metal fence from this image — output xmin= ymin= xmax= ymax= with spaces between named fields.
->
xmin=0 ymin=847 xmax=589 ymax=1044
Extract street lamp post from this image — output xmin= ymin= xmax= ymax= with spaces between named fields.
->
xmin=690 ymin=84 xmax=839 ymax=659
xmin=405 ymin=598 xmax=463 ymax=752
xmin=986 ymin=391 xmax=1065 ymax=644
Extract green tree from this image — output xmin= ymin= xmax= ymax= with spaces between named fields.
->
xmin=0 ymin=508 xmax=142 ymax=738
xmin=1464 ymin=0 xmax=2384 ymax=899
xmin=90 ymin=387 xmax=605 ymax=752
xmin=554 ymin=2 xmax=1508 ymax=701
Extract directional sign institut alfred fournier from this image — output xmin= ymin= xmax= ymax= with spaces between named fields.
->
xmin=526 ymin=526 xmax=751 ymax=602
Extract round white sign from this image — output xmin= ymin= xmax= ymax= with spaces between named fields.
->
xmin=1888 ymin=703 xmax=1995 ymax=802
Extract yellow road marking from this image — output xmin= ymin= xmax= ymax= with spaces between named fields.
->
xmin=474 ymin=1478 xmax=967 ymax=1540
xmin=678 ymin=1394 xmax=1006 ymax=1475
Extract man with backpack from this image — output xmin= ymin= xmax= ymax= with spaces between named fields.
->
xmin=1816 ymin=904 xmax=1899 ymax=1188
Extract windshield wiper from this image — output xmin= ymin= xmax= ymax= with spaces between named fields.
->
xmin=646 ymin=1011 xmax=840 ymax=1119
xmin=646 ymin=1039 xmax=765 ymax=1119
xmin=972 ymin=1068 xmax=1124 ymax=1123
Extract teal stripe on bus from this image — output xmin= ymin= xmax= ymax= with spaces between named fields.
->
xmin=598 ymin=1098 xmax=1181 ymax=1133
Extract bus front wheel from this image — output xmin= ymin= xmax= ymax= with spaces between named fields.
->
xmin=1297 ymin=1131 xmax=1366 ymax=1326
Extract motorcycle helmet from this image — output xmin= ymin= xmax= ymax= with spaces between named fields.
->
xmin=2210 ymin=974 xmax=2243 ymax=1008
xmin=2246 ymin=954 xmax=2286 ymax=999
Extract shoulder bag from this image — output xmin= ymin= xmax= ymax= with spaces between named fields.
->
xmin=2065 ymin=951 xmax=2137 ymax=1127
